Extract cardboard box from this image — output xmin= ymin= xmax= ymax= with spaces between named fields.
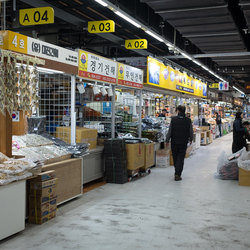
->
xmin=42 ymin=158 xmax=82 ymax=204
xmin=126 ymin=143 xmax=145 ymax=170
xmin=29 ymin=198 xmax=57 ymax=217
xmin=198 ymin=126 xmax=210 ymax=132
xmin=30 ymin=178 xmax=57 ymax=197
xmin=32 ymin=170 xmax=56 ymax=182
xmin=141 ymin=142 xmax=154 ymax=170
xmin=29 ymin=211 xmax=56 ymax=224
xmin=239 ymin=168 xmax=250 ymax=186
xmin=29 ymin=194 xmax=57 ymax=205
xmin=156 ymin=149 xmax=170 ymax=168
xmin=56 ymin=127 xmax=98 ymax=149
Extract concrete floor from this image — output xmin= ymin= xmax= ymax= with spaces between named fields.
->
xmin=1 ymin=133 xmax=250 ymax=250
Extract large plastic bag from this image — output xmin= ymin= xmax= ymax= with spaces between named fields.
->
xmin=238 ymin=148 xmax=250 ymax=171
xmin=215 ymin=149 xmax=243 ymax=180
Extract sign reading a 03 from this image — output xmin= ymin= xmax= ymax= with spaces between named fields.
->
xmin=125 ymin=39 xmax=148 ymax=49
xmin=88 ymin=20 xmax=115 ymax=33
xmin=19 ymin=7 xmax=54 ymax=26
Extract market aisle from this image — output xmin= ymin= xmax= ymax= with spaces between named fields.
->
xmin=1 ymin=133 xmax=250 ymax=250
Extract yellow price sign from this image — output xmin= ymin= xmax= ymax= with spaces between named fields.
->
xmin=19 ymin=7 xmax=54 ymax=26
xmin=88 ymin=20 xmax=115 ymax=33
xmin=125 ymin=39 xmax=148 ymax=49
xmin=209 ymin=83 xmax=219 ymax=89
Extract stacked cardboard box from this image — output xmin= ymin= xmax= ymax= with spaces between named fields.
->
xmin=104 ymin=139 xmax=128 ymax=184
xmin=29 ymin=171 xmax=57 ymax=224
xmin=140 ymin=142 xmax=155 ymax=171
xmin=56 ymin=127 xmax=98 ymax=149
xmin=126 ymin=143 xmax=145 ymax=170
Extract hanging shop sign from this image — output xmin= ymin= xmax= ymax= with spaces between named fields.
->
xmin=125 ymin=39 xmax=148 ymax=49
xmin=145 ymin=57 xmax=207 ymax=98
xmin=208 ymin=83 xmax=219 ymax=89
xmin=0 ymin=30 xmax=78 ymax=67
xmin=218 ymin=81 xmax=229 ymax=91
xmin=118 ymin=63 xmax=143 ymax=89
xmin=19 ymin=7 xmax=54 ymax=26
xmin=244 ymin=82 xmax=250 ymax=94
xmin=88 ymin=20 xmax=115 ymax=33
xmin=78 ymin=50 xmax=117 ymax=84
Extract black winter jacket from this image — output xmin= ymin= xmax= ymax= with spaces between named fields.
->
xmin=166 ymin=113 xmax=193 ymax=145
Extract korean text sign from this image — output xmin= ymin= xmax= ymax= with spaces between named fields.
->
xmin=118 ymin=63 xmax=143 ymax=89
xmin=146 ymin=57 xmax=207 ymax=98
xmin=78 ymin=50 xmax=117 ymax=84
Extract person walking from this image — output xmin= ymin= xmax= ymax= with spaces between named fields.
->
xmin=215 ymin=112 xmax=222 ymax=137
xmin=166 ymin=105 xmax=193 ymax=181
xmin=232 ymin=111 xmax=248 ymax=153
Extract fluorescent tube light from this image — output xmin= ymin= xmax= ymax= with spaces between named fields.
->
xmin=115 ymin=11 xmax=141 ymax=28
xmin=145 ymin=30 xmax=164 ymax=42
xmin=193 ymin=60 xmax=201 ymax=66
xmin=233 ymin=86 xmax=244 ymax=95
xmin=95 ymin=0 xmax=108 ymax=7
xmin=181 ymin=52 xmax=192 ymax=60
xmin=201 ymin=65 xmax=209 ymax=71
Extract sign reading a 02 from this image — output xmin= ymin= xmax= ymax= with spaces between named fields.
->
xmin=125 ymin=39 xmax=148 ymax=49
xmin=88 ymin=20 xmax=115 ymax=33
xmin=19 ymin=7 xmax=54 ymax=26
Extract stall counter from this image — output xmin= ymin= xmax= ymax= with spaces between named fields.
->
xmin=0 ymin=180 xmax=26 ymax=240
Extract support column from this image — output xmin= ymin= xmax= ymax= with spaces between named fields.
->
xmin=0 ymin=110 xmax=12 ymax=157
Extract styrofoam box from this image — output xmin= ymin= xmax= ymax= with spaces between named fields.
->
xmin=84 ymin=125 xmax=104 ymax=133
xmin=156 ymin=154 xmax=170 ymax=168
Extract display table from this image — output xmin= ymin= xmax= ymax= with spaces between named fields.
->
xmin=81 ymin=146 xmax=104 ymax=184
xmin=0 ymin=180 xmax=26 ymax=240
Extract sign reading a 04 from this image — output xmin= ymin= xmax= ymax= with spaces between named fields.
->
xmin=19 ymin=7 xmax=54 ymax=26
xmin=125 ymin=39 xmax=148 ymax=49
xmin=88 ymin=20 xmax=115 ymax=33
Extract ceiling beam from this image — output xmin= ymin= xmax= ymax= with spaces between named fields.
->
xmin=165 ymin=51 xmax=250 ymax=59
xmin=19 ymin=0 xmax=154 ymax=57
xmin=155 ymin=4 xmax=228 ymax=14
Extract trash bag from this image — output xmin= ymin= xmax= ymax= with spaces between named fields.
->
xmin=215 ymin=149 xmax=243 ymax=180
xmin=238 ymin=147 xmax=250 ymax=171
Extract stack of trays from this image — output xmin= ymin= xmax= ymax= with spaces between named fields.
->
xmin=104 ymin=139 xmax=128 ymax=184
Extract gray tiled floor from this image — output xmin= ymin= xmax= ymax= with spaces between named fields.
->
xmin=1 ymin=133 xmax=250 ymax=250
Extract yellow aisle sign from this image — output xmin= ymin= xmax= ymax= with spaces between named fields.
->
xmin=19 ymin=7 xmax=54 ymax=26
xmin=88 ymin=20 xmax=115 ymax=33
xmin=0 ymin=30 xmax=27 ymax=53
xmin=209 ymin=83 xmax=219 ymax=89
xmin=125 ymin=39 xmax=148 ymax=49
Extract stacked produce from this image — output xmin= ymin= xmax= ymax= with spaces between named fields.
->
xmin=0 ymin=152 xmax=36 ymax=185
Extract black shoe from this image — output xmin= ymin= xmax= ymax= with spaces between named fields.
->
xmin=174 ymin=175 xmax=182 ymax=181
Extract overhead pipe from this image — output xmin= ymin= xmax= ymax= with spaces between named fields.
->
xmin=155 ymin=4 xmax=228 ymax=14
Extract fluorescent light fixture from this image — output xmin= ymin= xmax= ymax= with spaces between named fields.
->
xmin=145 ymin=30 xmax=164 ymax=42
xmin=115 ymin=11 xmax=141 ymax=28
xmin=181 ymin=52 xmax=192 ymax=60
xmin=16 ymin=63 xmax=64 ymax=74
xmin=37 ymin=67 xmax=64 ymax=74
xmin=201 ymin=65 xmax=209 ymax=71
xmin=233 ymin=86 xmax=244 ymax=95
xmin=95 ymin=0 xmax=108 ymax=7
xmin=193 ymin=60 xmax=201 ymax=66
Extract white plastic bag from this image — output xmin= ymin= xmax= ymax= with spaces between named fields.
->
xmin=238 ymin=148 xmax=250 ymax=171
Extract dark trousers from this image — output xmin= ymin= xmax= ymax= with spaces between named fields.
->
xmin=171 ymin=143 xmax=187 ymax=176
xmin=232 ymin=142 xmax=246 ymax=153
xmin=218 ymin=124 xmax=222 ymax=137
